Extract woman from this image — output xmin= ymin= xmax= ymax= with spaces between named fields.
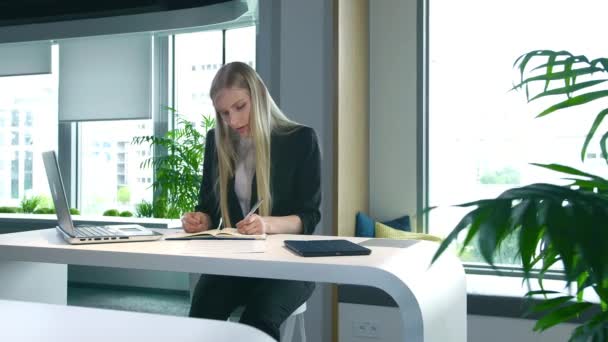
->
xmin=181 ymin=61 xmax=321 ymax=341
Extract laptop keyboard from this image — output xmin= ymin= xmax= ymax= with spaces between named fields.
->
xmin=74 ymin=225 xmax=117 ymax=237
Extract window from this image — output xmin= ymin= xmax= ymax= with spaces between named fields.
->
xmin=174 ymin=26 xmax=256 ymax=129
xmin=24 ymin=151 xmax=33 ymax=191
xmin=174 ymin=30 xmax=223 ymax=126
xmin=0 ymin=45 xmax=58 ymax=206
xmin=225 ymin=26 xmax=256 ymax=67
xmin=11 ymin=152 xmax=18 ymax=199
xmin=427 ymin=0 xmax=607 ymax=264
xmin=79 ymin=120 xmax=153 ymax=215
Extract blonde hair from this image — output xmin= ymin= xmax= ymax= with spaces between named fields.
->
xmin=210 ymin=62 xmax=297 ymax=228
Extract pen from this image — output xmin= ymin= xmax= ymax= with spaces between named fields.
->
xmin=245 ymin=199 xmax=264 ymax=220
xmin=217 ymin=217 xmax=223 ymax=230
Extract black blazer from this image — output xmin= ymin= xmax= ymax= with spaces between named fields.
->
xmin=195 ymin=125 xmax=321 ymax=235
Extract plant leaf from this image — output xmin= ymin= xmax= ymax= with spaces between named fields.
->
xmin=537 ymin=90 xmax=608 ymax=118
xmin=529 ymin=79 xmax=608 ymax=102
xmin=431 ymin=209 xmax=475 ymax=264
xmin=476 ymin=200 xmax=512 ymax=266
xmin=528 ymin=295 xmax=574 ymax=313
xmin=533 ymin=302 xmax=592 ymax=331
xmin=531 ymin=163 xmax=608 ymax=183
xmin=526 ymin=290 xmax=563 ymax=297
xmin=581 ymin=108 xmax=608 ymax=161
xmin=600 ymin=131 xmax=608 ymax=166
xmin=570 ymin=311 xmax=608 ymax=342
xmin=517 ymin=200 xmax=542 ymax=275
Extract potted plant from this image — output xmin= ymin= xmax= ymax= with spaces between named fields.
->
xmin=433 ymin=50 xmax=608 ymax=341
xmin=132 ymin=109 xmax=215 ymax=218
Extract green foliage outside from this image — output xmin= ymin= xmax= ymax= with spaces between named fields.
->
xmin=33 ymin=208 xmax=55 ymax=214
xmin=38 ymin=195 xmax=54 ymax=210
xmin=133 ymin=110 xmax=215 ymax=218
xmin=135 ymin=200 xmax=154 ymax=218
xmin=433 ymin=50 xmax=608 ymax=341
xmin=20 ymin=196 xmax=42 ymax=213
xmin=69 ymin=208 xmax=80 ymax=215
xmin=103 ymin=209 xmax=120 ymax=216
xmin=479 ymin=167 xmax=521 ymax=185
xmin=119 ymin=211 xmax=133 ymax=217
xmin=0 ymin=195 xmax=61 ymax=215
xmin=117 ymin=186 xmax=131 ymax=204
xmin=457 ymin=234 xmax=519 ymax=265
xmin=0 ymin=207 xmax=20 ymax=213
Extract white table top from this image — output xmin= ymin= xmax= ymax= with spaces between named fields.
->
xmin=0 ymin=299 xmax=274 ymax=342
xmin=0 ymin=228 xmax=467 ymax=342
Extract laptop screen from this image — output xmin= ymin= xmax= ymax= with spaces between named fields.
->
xmin=42 ymin=151 xmax=76 ymax=235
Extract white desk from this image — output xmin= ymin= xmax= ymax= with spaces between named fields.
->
xmin=0 ymin=229 xmax=467 ymax=342
xmin=0 ymin=299 xmax=274 ymax=342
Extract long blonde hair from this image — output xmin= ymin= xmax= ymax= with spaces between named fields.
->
xmin=210 ymin=62 xmax=297 ymax=228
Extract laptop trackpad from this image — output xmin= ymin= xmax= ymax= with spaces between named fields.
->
xmin=107 ymin=225 xmax=154 ymax=236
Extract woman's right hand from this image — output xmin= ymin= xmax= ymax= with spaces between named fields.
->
xmin=181 ymin=212 xmax=211 ymax=233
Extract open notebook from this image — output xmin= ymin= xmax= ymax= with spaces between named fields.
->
xmin=165 ymin=228 xmax=266 ymax=240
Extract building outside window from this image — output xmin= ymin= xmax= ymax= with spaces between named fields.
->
xmin=0 ymin=45 xmax=58 ymax=206
xmin=79 ymin=120 xmax=153 ymax=215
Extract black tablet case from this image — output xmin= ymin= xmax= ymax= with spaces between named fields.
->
xmin=284 ymin=239 xmax=372 ymax=257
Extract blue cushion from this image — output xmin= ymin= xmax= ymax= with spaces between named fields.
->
xmin=355 ymin=212 xmax=412 ymax=238
xmin=382 ymin=215 xmax=411 ymax=232
xmin=355 ymin=212 xmax=376 ymax=237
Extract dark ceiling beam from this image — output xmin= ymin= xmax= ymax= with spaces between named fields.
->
xmin=0 ymin=0 xmax=231 ymax=27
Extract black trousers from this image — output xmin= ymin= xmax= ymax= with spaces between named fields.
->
xmin=189 ymin=274 xmax=315 ymax=341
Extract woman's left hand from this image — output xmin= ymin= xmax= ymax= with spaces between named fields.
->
xmin=236 ymin=214 xmax=268 ymax=235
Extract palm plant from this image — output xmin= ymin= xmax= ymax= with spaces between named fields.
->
xmin=433 ymin=50 xmax=608 ymax=341
xmin=132 ymin=109 xmax=215 ymax=218
xmin=20 ymin=195 xmax=41 ymax=214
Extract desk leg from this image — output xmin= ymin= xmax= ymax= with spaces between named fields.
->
xmin=0 ymin=261 xmax=67 ymax=304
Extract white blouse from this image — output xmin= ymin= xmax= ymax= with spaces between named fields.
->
xmin=234 ymin=136 xmax=256 ymax=216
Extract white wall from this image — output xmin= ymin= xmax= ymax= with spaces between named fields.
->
xmin=468 ymin=315 xmax=575 ymax=342
xmin=369 ymin=0 xmax=419 ymax=223
xmin=339 ymin=304 xmax=575 ymax=342
xmin=339 ymin=303 xmax=403 ymax=342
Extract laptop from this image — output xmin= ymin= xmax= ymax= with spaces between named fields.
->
xmin=42 ymin=150 xmax=163 ymax=244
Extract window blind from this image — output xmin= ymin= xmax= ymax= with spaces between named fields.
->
xmin=0 ymin=41 xmax=52 ymax=77
xmin=58 ymin=34 xmax=152 ymax=122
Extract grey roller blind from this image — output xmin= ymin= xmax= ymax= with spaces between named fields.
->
xmin=58 ymin=34 xmax=152 ymax=122
xmin=0 ymin=41 xmax=52 ymax=77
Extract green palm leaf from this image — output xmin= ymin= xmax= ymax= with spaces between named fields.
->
xmin=528 ymin=296 xmax=574 ymax=314
xmin=536 ymin=90 xmax=608 ymax=118
xmin=133 ymin=112 xmax=215 ymax=217
xmin=582 ymin=108 xmax=608 ymax=161
xmin=534 ymin=302 xmax=593 ymax=331
xmin=529 ymin=80 xmax=608 ymax=102
xmin=530 ymin=163 xmax=608 ymax=185
xmin=601 ymin=131 xmax=608 ymax=165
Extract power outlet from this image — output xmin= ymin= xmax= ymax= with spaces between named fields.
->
xmin=352 ymin=320 xmax=380 ymax=339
